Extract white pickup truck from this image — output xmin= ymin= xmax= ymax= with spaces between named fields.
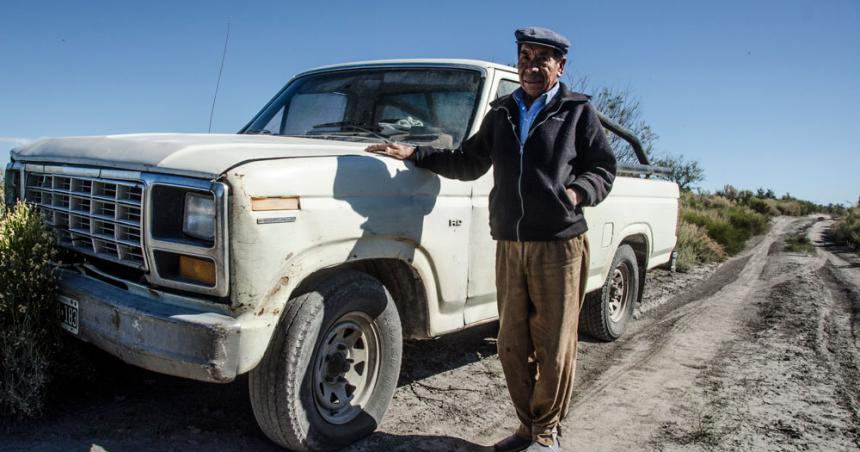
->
xmin=5 ymin=59 xmax=679 ymax=450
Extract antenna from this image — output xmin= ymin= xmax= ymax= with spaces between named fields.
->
xmin=208 ymin=21 xmax=231 ymax=133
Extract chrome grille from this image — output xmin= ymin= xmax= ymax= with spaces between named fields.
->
xmin=24 ymin=172 xmax=145 ymax=269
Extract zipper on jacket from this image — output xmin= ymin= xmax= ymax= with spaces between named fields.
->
xmin=516 ymin=143 xmax=525 ymax=242
xmin=498 ymin=99 xmax=566 ymax=242
xmin=498 ymin=106 xmax=526 ymax=242
xmin=521 ymin=102 xmax=569 ymax=240
xmin=497 ymin=100 xmax=568 ymax=242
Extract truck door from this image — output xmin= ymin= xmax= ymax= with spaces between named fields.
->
xmin=463 ymin=76 xmax=521 ymax=324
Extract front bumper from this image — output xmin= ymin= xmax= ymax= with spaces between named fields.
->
xmin=58 ymin=268 xmax=242 ymax=383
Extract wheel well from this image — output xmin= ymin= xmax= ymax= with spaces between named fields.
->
xmin=291 ymin=259 xmax=430 ymax=340
xmin=620 ymin=235 xmax=648 ymax=303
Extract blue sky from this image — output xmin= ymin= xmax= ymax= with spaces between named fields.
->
xmin=1 ymin=0 xmax=858 ymax=205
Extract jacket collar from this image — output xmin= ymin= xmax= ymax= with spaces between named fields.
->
xmin=491 ymin=82 xmax=590 ymax=112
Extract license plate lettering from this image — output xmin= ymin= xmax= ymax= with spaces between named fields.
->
xmin=57 ymin=296 xmax=79 ymax=335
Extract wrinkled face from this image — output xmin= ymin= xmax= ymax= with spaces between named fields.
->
xmin=517 ymin=43 xmax=566 ymax=99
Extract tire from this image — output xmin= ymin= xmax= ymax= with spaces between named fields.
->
xmin=249 ymin=271 xmax=402 ymax=451
xmin=580 ymin=244 xmax=639 ymax=342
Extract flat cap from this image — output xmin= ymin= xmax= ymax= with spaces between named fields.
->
xmin=515 ymin=27 xmax=570 ymax=55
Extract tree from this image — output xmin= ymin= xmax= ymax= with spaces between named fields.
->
xmin=651 ymin=153 xmax=705 ymax=191
xmin=568 ymin=76 xmax=657 ymax=164
xmin=567 ymin=75 xmax=705 ymax=190
xmin=752 ymin=188 xmax=777 ymax=199
xmin=719 ymin=184 xmax=739 ymax=201
xmin=737 ymin=189 xmax=754 ymax=204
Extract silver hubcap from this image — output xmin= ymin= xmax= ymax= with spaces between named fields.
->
xmin=608 ymin=265 xmax=630 ymax=322
xmin=313 ymin=311 xmax=380 ymax=424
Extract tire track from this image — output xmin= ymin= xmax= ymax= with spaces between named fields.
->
xmin=560 ymin=217 xmax=794 ymax=450
xmin=640 ymin=217 xmax=860 ymax=450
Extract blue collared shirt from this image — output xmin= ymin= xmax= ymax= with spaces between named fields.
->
xmin=511 ymin=82 xmax=560 ymax=145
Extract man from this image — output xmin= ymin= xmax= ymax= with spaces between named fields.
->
xmin=366 ymin=27 xmax=616 ymax=451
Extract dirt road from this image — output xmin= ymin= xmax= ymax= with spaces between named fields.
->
xmin=3 ymin=216 xmax=859 ymax=451
xmin=562 ymin=217 xmax=860 ymax=451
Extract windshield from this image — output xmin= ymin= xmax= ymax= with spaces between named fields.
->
xmin=243 ymin=68 xmax=484 ymax=148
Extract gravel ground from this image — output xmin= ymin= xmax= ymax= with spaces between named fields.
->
xmin=2 ymin=216 xmax=858 ymax=452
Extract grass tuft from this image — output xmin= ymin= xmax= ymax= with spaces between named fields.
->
xmin=784 ymin=233 xmax=814 ymax=254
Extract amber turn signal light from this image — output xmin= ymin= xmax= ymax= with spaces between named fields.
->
xmin=179 ymin=255 xmax=216 ymax=286
xmin=251 ymin=196 xmax=300 ymax=211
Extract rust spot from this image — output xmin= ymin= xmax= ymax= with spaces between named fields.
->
xmin=257 ymin=275 xmax=290 ymax=315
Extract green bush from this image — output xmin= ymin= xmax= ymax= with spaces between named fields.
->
xmin=0 ymin=201 xmax=59 ymax=418
xmin=726 ymin=206 xmax=768 ymax=236
xmin=702 ymin=195 xmax=733 ymax=210
xmin=747 ymin=197 xmax=780 ymax=217
xmin=675 ymin=220 xmax=726 ymax=272
xmin=677 ymin=190 xmax=826 ymax=269
xmin=775 ymin=200 xmax=803 ymax=216
xmin=681 ymin=204 xmax=767 ymax=255
xmin=831 ymin=207 xmax=860 ymax=250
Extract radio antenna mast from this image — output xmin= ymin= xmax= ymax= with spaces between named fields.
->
xmin=208 ymin=21 xmax=231 ymax=133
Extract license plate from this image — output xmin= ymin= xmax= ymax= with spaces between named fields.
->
xmin=57 ymin=295 xmax=79 ymax=335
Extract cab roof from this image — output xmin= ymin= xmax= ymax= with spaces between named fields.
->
xmin=297 ymin=58 xmax=518 ymax=78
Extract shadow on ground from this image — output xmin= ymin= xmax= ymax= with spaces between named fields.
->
xmin=397 ymin=321 xmax=499 ymax=386
xmin=1 ymin=322 xmax=503 ymax=451
xmin=347 ymin=432 xmax=489 ymax=451
xmin=818 ymin=230 xmax=860 ymax=266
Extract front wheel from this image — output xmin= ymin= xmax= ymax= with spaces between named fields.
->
xmin=580 ymin=244 xmax=639 ymax=341
xmin=249 ymin=271 xmax=402 ymax=451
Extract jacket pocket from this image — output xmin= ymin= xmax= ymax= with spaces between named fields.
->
xmin=557 ymin=184 xmax=575 ymax=215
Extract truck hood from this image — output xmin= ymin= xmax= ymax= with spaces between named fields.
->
xmin=10 ymin=133 xmax=371 ymax=179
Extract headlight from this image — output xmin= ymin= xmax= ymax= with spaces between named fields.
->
xmin=183 ymin=192 xmax=216 ymax=241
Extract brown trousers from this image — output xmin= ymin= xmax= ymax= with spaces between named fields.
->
xmin=495 ymin=236 xmax=589 ymax=445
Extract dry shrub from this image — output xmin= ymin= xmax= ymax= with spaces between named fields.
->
xmin=677 ymin=191 xmax=824 ymax=271
xmin=682 ymin=205 xmax=767 ymax=255
xmin=747 ymin=198 xmax=781 ymax=217
xmin=675 ymin=221 xmax=726 ymax=272
xmin=0 ymin=201 xmax=59 ymax=418
xmin=775 ymin=200 xmax=803 ymax=216
xmin=831 ymin=207 xmax=860 ymax=250
xmin=775 ymin=199 xmax=817 ymax=216
xmin=702 ymin=195 xmax=733 ymax=210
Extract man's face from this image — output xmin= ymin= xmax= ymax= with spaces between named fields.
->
xmin=517 ymin=43 xmax=566 ymax=99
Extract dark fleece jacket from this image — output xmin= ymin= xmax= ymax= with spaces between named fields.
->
xmin=413 ymin=82 xmax=616 ymax=241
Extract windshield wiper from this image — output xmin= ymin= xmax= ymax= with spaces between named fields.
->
xmin=309 ymin=121 xmax=391 ymax=143
xmin=283 ymin=133 xmax=386 ymax=143
xmin=244 ymin=129 xmax=273 ymax=135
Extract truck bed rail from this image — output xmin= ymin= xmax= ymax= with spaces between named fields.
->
xmin=596 ymin=111 xmax=671 ymax=178
xmin=617 ymin=163 xmax=671 ymax=177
